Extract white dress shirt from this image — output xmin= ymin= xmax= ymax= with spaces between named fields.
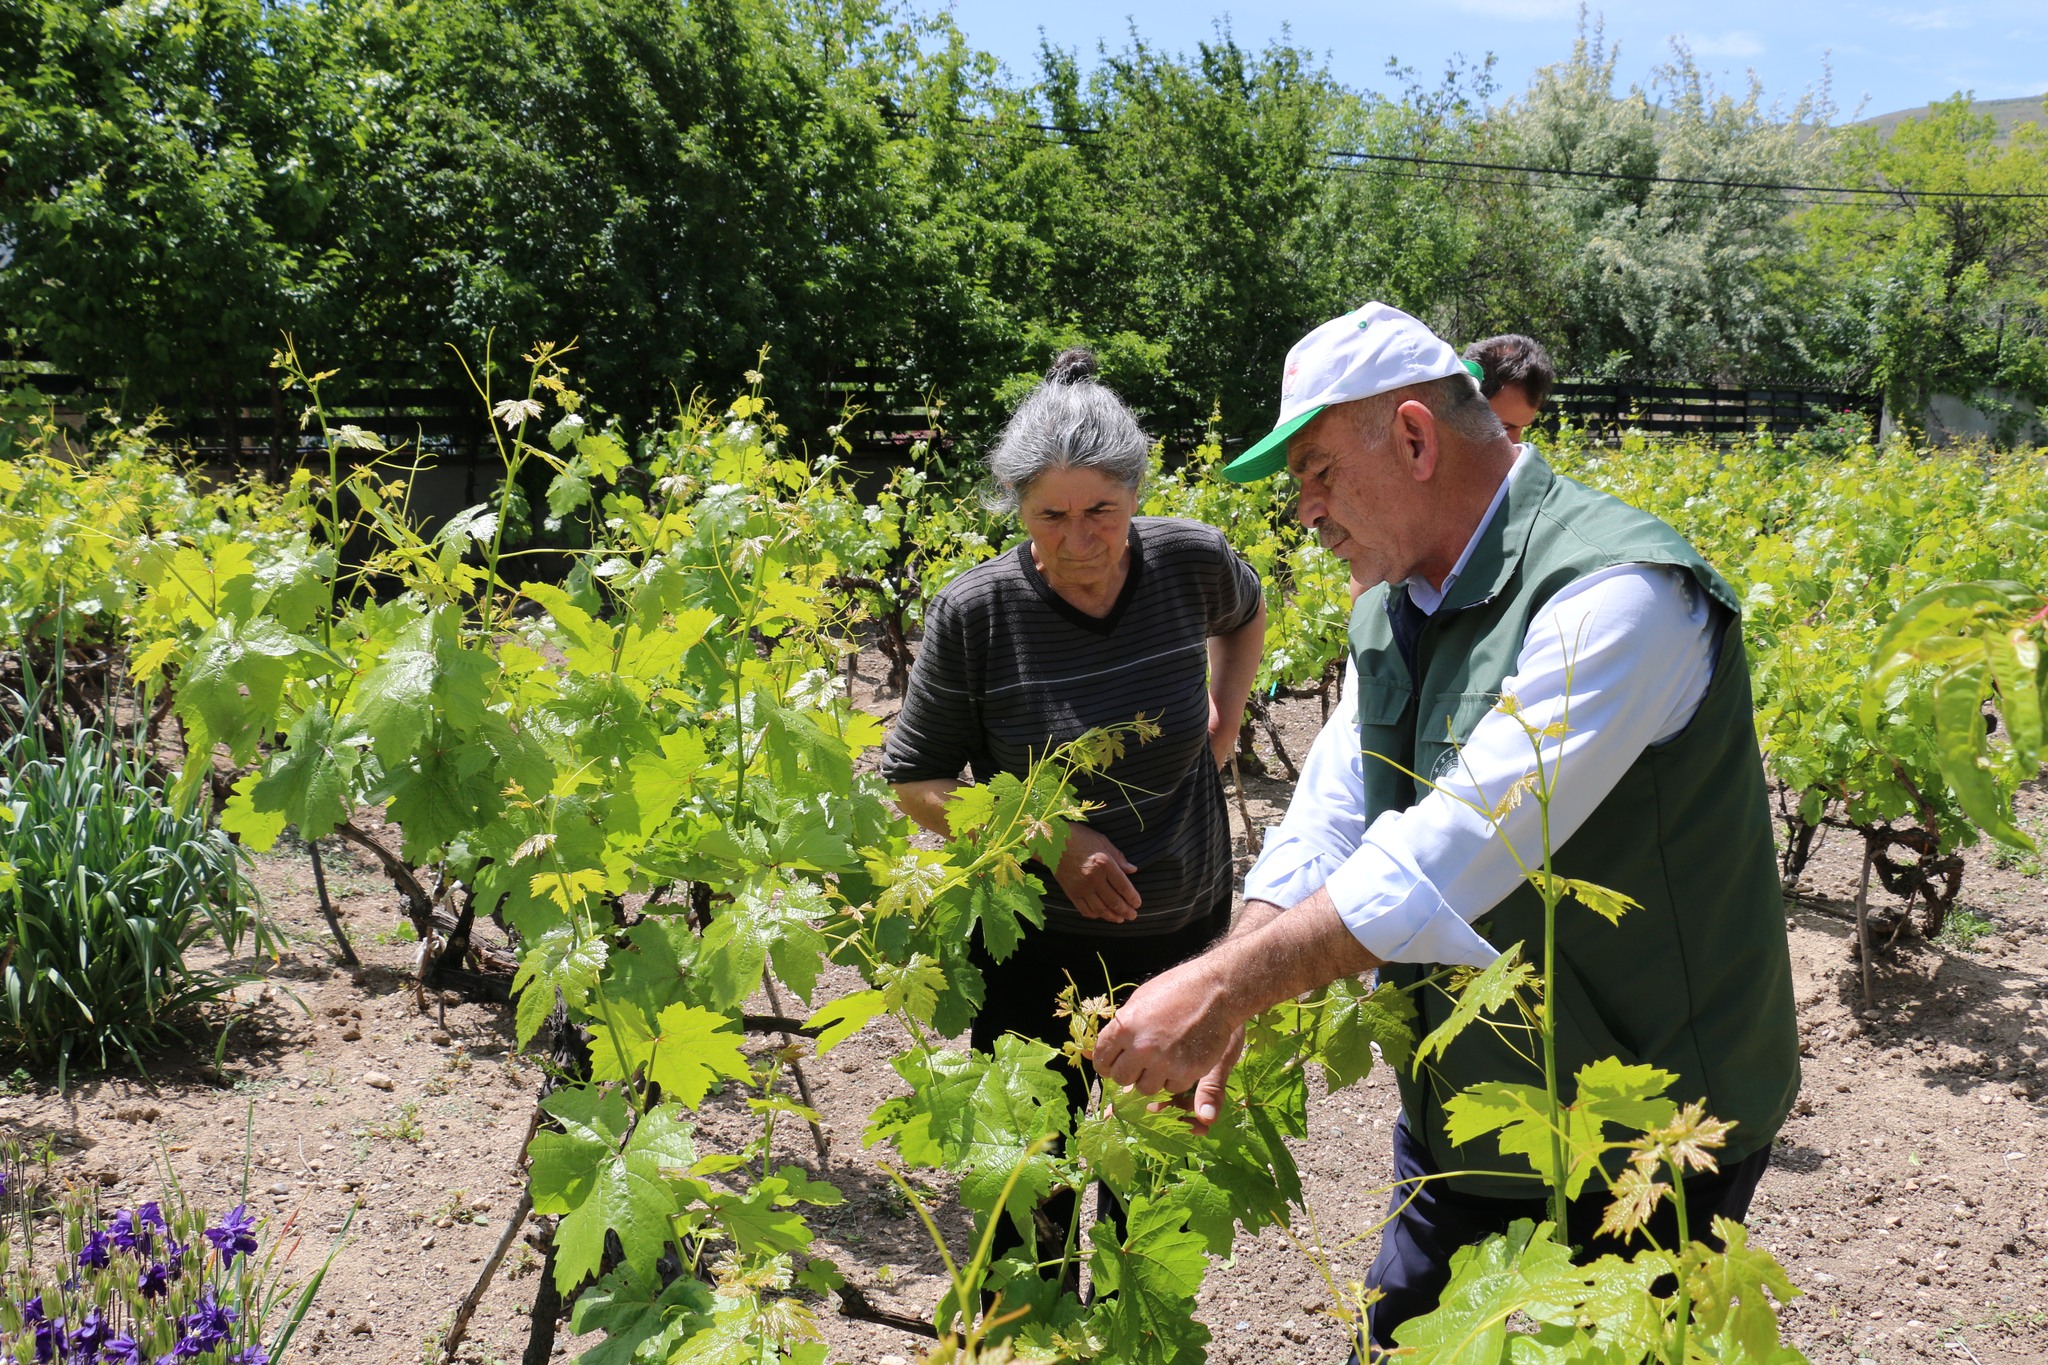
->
xmin=1242 ymin=452 xmax=1720 ymax=967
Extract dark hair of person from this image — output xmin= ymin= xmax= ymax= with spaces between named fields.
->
xmin=1462 ymin=334 xmax=1555 ymax=407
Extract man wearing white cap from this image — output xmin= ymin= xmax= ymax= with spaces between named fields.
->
xmin=1092 ymin=303 xmax=1799 ymax=1357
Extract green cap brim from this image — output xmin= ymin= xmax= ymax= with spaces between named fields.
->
xmin=1221 ymin=406 xmax=1322 ymax=483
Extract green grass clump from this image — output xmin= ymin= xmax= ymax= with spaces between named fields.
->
xmin=1935 ymin=905 xmax=1997 ymax=952
xmin=1 ymin=698 xmax=262 ymax=1084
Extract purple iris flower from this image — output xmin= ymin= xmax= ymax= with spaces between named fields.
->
xmin=102 ymin=1334 xmax=143 ymax=1365
xmin=138 ymin=1259 xmax=172 ymax=1299
xmin=20 ymin=1294 xmax=44 ymax=1325
xmin=231 ymin=1347 xmax=269 ymax=1365
xmin=109 ymin=1208 xmax=153 ymax=1256
xmin=202 ymin=1204 xmax=259 ymax=1266
xmin=0 ymin=1169 xmax=9 ymax=1195
xmin=77 ymin=1227 xmax=114 ymax=1269
xmin=31 ymin=1315 xmax=60 ymax=1365
xmin=180 ymin=1288 xmax=237 ymax=1351
xmin=68 ymin=1309 xmax=111 ymax=1357
xmin=137 ymin=1201 xmax=165 ymax=1230
xmin=164 ymin=1235 xmax=189 ymax=1278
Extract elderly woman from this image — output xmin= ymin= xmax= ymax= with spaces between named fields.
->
xmin=881 ymin=346 xmax=1266 ymax=1088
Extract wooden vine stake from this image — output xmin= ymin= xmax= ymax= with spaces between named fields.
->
xmin=1228 ymin=750 xmax=1256 ymax=858
xmin=1852 ymin=835 xmax=1876 ymax=1009
xmin=440 ymin=1189 xmax=534 ymax=1364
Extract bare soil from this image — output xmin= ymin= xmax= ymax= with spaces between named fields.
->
xmin=4 ymin=666 xmax=2044 ymax=1365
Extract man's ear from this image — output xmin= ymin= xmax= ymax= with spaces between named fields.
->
xmin=1392 ymin=399 xmax=1440 ymax=482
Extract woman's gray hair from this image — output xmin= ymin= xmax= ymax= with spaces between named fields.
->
xmin=985 ymin=349 xmax=1150 ymax=511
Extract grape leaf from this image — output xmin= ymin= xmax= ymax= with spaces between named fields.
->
xmin=867 ymin=1038 xmax=1072 ymax=1235
xmin=1393 ymin=1220 xmax=1593 ymax=1364
xmin=697 ymin=881 xmax=830 ymax=1010
xmin=568 ymin=1265 xmax=715 ymax=1365
xmin=1074 ymin=1083 xmax=1202 ymax=1192
xmin=588 ymin=999 xmax=750 ymax=1108
xmin=622 ymin=728 xmax=709 ymax=838
xmin=174 ymin=613 xmax=309 ymax=765
xmin=511 ymin=924 xmax=608 ymax=1046
xmin=220 ymin=773 xmax=288 ymax=850
xmin=1414 ymin=944 xmax=1540 ymax=1069
xmin=1086 ymin=1195 xmax=1212 ymax=1365
xmin=239 ymin=702 xmax=360 ymax=844
xmin=705 ymin=1181 xmax=815 ymax=1257
xmin=529 ymin=1092 xmax=703 ymax=1293
xmin=1688 ymin=1217 xmax=1804 ymax=1362
xmin=1527 ymin=871 xmax=1642 ymax=926
xmin=350 ymin=610 xmax=495 ymax=761
xmin=970 ymin=875 xmax=1046 ymax=963
xmin=875 ymin=952 xmax=947 ymax=1024
xmin=803 ymin=989 xmax=885 ymax=1056
xmin=646 ymin=1005 xmax=751 ymax=1107
xmin=1313 ymin=977 xmax=1417 ymax=1090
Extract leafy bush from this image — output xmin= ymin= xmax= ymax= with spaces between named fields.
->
xmin=0 ymin=703 xmax=259 ymax=1082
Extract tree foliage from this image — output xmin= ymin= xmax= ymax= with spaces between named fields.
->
xmin=3 ymin=2 xmax=2045 ymax=445
xmin=1798 ymin=95 xmax=2048 ymax=420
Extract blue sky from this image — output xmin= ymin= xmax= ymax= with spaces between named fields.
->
xmin=925 ymin=0 xmax=2048 ymax=123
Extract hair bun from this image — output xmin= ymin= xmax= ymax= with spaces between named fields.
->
xmin=1045 ymin=347 xmax=1099 ymax=386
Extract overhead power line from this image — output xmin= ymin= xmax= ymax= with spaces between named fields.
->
xmin=1315 ymin=160 xmax=1866 ymax=210
xmin=877 ymin=105 xmax=2048 ymax=204
xmin=1319 ymin=148 xmax=2048 ymax=202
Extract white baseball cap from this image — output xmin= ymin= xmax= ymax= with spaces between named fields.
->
xmin=1223 ymin=301 xmax=1477 ymax=483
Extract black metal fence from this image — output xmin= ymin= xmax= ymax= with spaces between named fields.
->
xmin=5 ymin=362 xmax=1880 ymax=467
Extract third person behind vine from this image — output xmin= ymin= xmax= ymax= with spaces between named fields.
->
xmin=1463 ymin=332 xmax=1554 ymax=444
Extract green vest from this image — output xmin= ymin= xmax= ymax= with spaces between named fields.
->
xmin=1354 ymin=453 xmax=1800 ymax=1199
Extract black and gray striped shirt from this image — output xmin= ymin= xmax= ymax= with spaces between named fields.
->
xmin=881 ymin=517 xmax=1263 ymax=937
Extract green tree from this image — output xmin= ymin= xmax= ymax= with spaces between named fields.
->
xmin=1483 ymin=24 xmax=1832 ymax=380
xmin=1799 ymin=94 xmax=2048 ymax=425
xmin=1298 ymin=56 xmax=1524 ymax=350
xmin=0 ymin=0 xmax=363 ymax=428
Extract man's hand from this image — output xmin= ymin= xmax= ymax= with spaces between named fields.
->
xmin=1055 ymin=824 xmax=1141 ymax=923
xmin=1169 ymin=1022 xmax=1244 ymax=1137
xmin=1093 ymin=956 xmax=1239 ymax=1096
xmin=1097 ymin=891 xmax=1381 ymax=1106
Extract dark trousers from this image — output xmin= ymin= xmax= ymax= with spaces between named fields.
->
xmin=1357 ymin=1117 xmax=1772 ymax=1359
xmin=968 ymin=898 xmax=1233 ymax=1278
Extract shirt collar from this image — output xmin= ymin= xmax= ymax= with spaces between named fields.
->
xmin=1405 ymin=444 xmax=1530 ymax=616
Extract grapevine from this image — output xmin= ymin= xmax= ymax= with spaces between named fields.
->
xmin=6 ymin=368 xmax=2038 ymax=1362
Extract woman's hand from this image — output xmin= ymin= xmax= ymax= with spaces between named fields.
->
xmin=1055 ymin=824 xmax=1141 ymax=923
xmin=1208 ymin=694 xmax=1243 ymax=770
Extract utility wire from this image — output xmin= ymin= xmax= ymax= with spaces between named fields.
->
xmin=1321 ymin=147 xmax=2048 ymax=202
xmin=1314 ymin=160 xmax=1896 ymax=210
xmin=878 ymin=106 xmax=2048 ymax=205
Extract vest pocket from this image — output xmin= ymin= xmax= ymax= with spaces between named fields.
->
xmin=1354 ymin=677 xmax=1413 ymax=728
xmin=1416 ymin=690 xmax=1502 ymax=789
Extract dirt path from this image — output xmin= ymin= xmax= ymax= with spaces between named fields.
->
xmin=3 ymin=681 xmax=2044 ymax=1365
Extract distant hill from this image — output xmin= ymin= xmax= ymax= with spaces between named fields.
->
xmin=1852 ymin=94 xmax=2046 ymax=142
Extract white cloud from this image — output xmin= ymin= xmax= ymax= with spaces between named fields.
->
xmin=1683 ymin=30 xmax=1766 ymax=58
xmin=1872 ymin=6 xmax=1968 ymax=29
